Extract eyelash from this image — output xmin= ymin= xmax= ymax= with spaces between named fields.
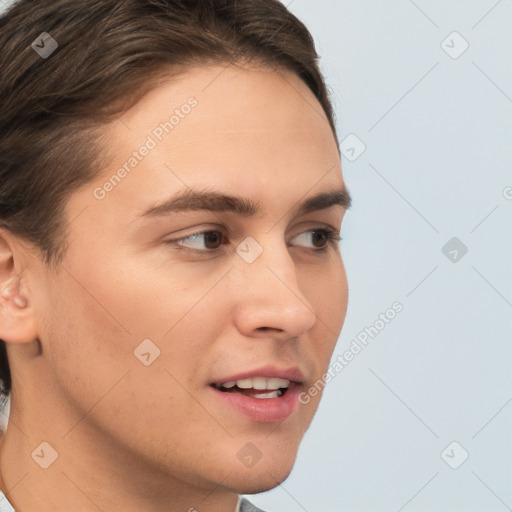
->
xmin=168 ymin=228 xmax=342 ymax=255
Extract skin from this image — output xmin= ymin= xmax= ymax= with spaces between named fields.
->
xmin=0 ymin=63 xmax=349 ymax=512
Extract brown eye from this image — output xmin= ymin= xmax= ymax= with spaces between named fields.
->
xmin=171 ymin=227 xmax=340 ymax=255
xmin=291 ymin=229 xmax=340 ymax=251
xmin=203 ymin=230 xmax=224 ymax=249
xmin=172 ymin=230 xmax=226 ymax=252
xmin=311 ymin=230 xmax=329 ymax=248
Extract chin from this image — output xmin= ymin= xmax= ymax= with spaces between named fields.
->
xmin=225 ymin=454 xmax=297 ymax=494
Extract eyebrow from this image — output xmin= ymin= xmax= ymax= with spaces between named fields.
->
xmin=140 ymin=186 xmax=351 ymax=220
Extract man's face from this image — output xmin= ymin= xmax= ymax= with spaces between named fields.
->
xmin=26 ymin=64 xmax=349 ymax=493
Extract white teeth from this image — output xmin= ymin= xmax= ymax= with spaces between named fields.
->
xmin=252 ymin=391 xmax=281 ymax=399
xmin=219 ymin=377 xmax=290 ymax=390
xmin=267 ymin=378 xmax=290 ymax=389
xmin=236 ymin=378 xmax=254 ymax=389
xmin=251 ymin=377 xmax=267 ymax=390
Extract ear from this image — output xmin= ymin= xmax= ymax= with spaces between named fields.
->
xmin=0 ymin=228 xmax=38 ymax=344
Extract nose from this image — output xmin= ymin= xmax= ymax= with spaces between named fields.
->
xmin=232 ymin=236 xmax=317 ymax=340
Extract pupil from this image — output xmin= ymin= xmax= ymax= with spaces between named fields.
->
xmin=313 ymin=230 xmax=327 ymax=247
xmin=205 ymin=231 xmax=222 ymax=249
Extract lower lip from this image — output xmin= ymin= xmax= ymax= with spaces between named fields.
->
xmin=209 ymin=383 xmax=301 ymax=423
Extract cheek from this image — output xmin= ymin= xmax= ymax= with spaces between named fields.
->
xmin=303 ymin=257 xmax=348 ymax=334
xmin=39 ymin=274 xmax=133 ymax=400
xmin=37 ymin=269 xmax=213 ymax=447
xmin=332 ymin=260 xmax=349 ymax=331
xmin=300 ymin=258 xmax=348 ymax=390
xmin=87 ymin=253 xmax=224 ymax=341
xmin=36 ymin=250 xmax=169 ymax=422
xmin=42 ymin=256 xmax=223 ymax=388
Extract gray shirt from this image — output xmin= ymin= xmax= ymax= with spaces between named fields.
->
xmin=239 ymin=496 xmax=267 ymax=512
xmin=0 ymin=490 xmax=266 ymax=512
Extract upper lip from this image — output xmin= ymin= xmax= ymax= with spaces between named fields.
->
xmin=210 ymin=365 xmax=305 ymax=385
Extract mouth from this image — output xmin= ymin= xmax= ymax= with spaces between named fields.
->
xmin=210 ymin=376 xmax=292 ymax=399
xmin=208 ymin=367 xmax=305 ymax=423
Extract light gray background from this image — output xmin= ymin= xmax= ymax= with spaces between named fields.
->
xmin=247 ymin=1 xmax=512 ymax=511
xmin=1 ymin=1 xmax=510 ymax=511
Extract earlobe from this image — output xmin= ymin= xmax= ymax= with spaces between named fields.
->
xmin=0 ymin=273 xmax=37 ymax=344
xmin=0 ymin=231 xmax=38 ymax=344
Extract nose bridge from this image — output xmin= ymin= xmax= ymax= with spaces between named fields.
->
xmin=232 ymin=234 xmax=316 ymax=336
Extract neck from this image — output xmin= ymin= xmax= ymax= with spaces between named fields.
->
xmin=0 ymin=405 xmax=239 ymax=512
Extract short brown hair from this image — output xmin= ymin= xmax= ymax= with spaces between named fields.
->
xmin=0 ymin=0 xmax=339 ymax=403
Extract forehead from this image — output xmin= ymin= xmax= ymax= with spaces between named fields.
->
xmin=111 ymin=62 xmax=338 ymax=156
xmin=73 ymin=64 xmax=344 ymax=226
xmin=124 ymin=63 xmax=327 ymax=115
